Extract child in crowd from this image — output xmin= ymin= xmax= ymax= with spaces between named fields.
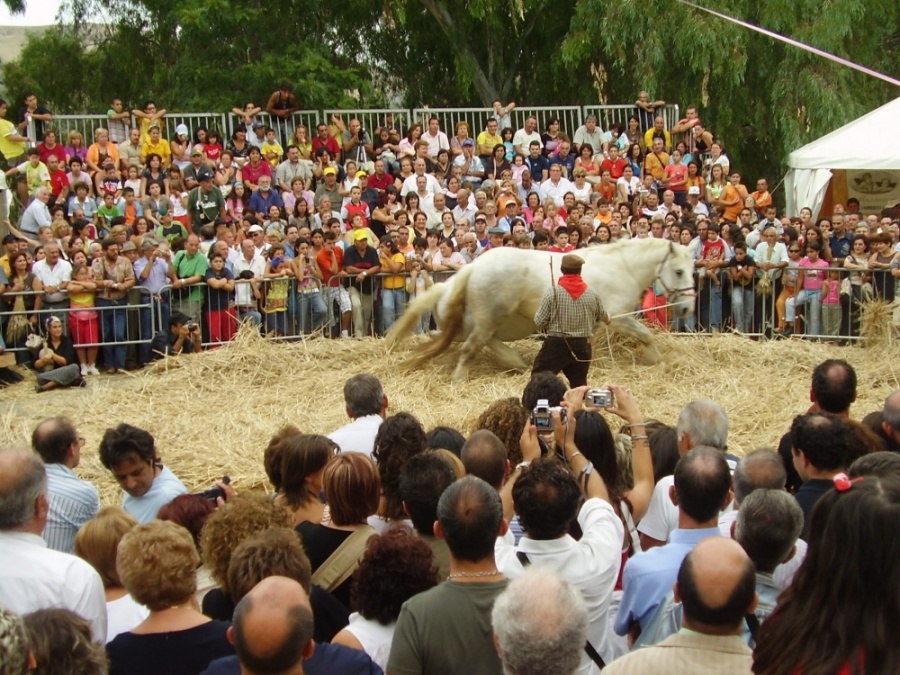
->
xmin=95 ymin=163 xmax=122 ymax=199
xmin=118 ymin=187 xmax=143 ymax=227
xmin=406 ymin=256 xmax=433 ymax=334
xmin=548 ymin=229 xmax=574 ymax=253
xmin=263 ymin=244 xmax=292 ymax=336
xmin=66 ymin=264 xmax=100 ymax=376
xmin=123 ymin=165 xmax=142 ymax=197
xmin=821 ymin=267 xmax=842 ymax=340
xmin=262 ymin=128 xmax=284 ymax=168
xmin=501 ymin=128 xmax=515 ymax=161
xmin=95 ymin=191 xmax=120 ymax=237
xmin=204 ymin=252 xmax=236 ymax=345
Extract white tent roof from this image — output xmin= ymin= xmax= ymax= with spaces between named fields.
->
xmin=788 ymin=96 xmax=900 ymax=171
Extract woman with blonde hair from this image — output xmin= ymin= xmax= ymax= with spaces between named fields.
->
xmin=106 ymin=520 xmax=234 ymax=674
xmin=74 ymin=506 xmax=147 ymax=644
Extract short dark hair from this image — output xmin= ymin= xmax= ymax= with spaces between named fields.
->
xmin=673 ymin=447 xmax=731 ymax=523
xmin=31 ymin=417 xmax=78 ymax=465
xmin=522 ymin=371 xmax=567 ymax=410
xmin=513 ymin=458 xmax=582 ymax=540
xmin=849 ymin=451 xmax=900 ymax=479
xmin=437 ymin=476 xmax=502 ymax=562
xmin=811 ymin=359 xmax=857 ymax=413
xmin=399 ymin=453 xmax=456 ymax=534
xmin=790 ymin=412 xmax=849 ymax=472
xmin=678 ymin=548 xmax=756 ymax=630
xmin=98 ymin=423 xmax=158 ymax=470
xmin=425 ymin=426 xmax=466 ymax=456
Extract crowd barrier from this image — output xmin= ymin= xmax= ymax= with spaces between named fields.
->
xmin=2 ymin=264 xmax=896 ymax=367
xmin=29 ymin=104 xmax=683 ymax=149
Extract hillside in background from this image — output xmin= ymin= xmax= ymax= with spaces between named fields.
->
xmin=0 ymin=25 xmax=47 ymax=67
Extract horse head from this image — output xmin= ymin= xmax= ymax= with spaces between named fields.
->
xmin=657 ymin=241 xmax=696 ymax=318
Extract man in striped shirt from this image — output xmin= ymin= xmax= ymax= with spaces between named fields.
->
xmin=31 ymin=417 xmax=100 ymax=553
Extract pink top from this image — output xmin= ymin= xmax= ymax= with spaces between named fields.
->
xmin=823 ymin=279 xmax=841 ymax=304
xmin=801 ymin=257 xmax=830 ymax=291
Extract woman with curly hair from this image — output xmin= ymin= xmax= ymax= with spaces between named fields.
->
xmin=199 ymin=492 xmax=289 ymax=621
xmin=276 ymin=434 xmax=338 ymax=527
xmin=23 ymin=608 xmax=107 ymax=675
xmin=753 ymin=474 xmax=900 ymax=675
xmin=157 ymin=494 xmax=217 ymax=605
xmin=107 ymin=520 xmax=234 ymax=675
xmin=332 ymin=526 xmax=439 ymax=670
xmin=474 ymin=397 xmax=530 ymax=465
xmin=371 ymin=412 xmax=427 ymax=528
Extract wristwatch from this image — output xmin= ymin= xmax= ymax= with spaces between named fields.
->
xmin=515 ymin=460 xmax=531 ymax=472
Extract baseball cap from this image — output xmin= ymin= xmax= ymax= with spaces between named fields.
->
xmin=688 ymin=186 xmax=701 ymax=195
xmin=247 ymin=224 xmax=264 ymax=234
xmin=191 ymin=144 xmax=204 ymax=156
xmin=197 ymin=168 xmax=214 ymax=182
xmin=462 ymin=139 xmax=474 ymax=147
xmin=356 ymin=170 xmax=368 ymax=178
xmin=252 ymin=121 xmax=265 ymax=130
xmin=121 ymin=241 xmax=137 ymax=252
xmin=175 ymin=124 xmax=189 ymax=137
xmin=475 ymin=215 xmax=487 ymax=222
xmin=353 ymin=229 xmax=369 ymax=241
xmin=323 ymin=167 xmax=337 ymax=176
xmin=487 ymin=227 xmax=505 ymax=235
xmin=158 ymin=206 xmax=169 ymax=216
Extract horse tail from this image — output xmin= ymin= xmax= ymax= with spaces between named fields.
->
xmin=385 ymin=280 xmax=448 ymax=349
xmin=388 ymin=266 xmax=473 ymax=366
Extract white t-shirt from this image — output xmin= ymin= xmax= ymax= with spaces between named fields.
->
xmin=106 ymin=593 xmax=150 ymax=644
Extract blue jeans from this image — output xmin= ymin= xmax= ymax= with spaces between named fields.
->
xmin=380 ymin=287 xmax=406 ymax=334
xmin=731 ymin=285 xmax=754 ymax=333
xmin=787 ymin=289 xmax=822 ymax=336
xmin=139 ymin=294 xmax=169 ymax=364
xmin=96 ymin=297 xmax=127 ymax=370
xmin=236 ymin=306 xmax=262 ymax=328
xmin=295 ymin=290 xmax=328 ymax=334
xmin=699 ymin=273 xmax=723 ymax=331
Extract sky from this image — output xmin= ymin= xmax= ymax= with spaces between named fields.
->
xmin=0 ymin=0 xmax=65 ymax=26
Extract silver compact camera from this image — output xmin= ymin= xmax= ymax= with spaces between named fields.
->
xmin=531 ymin=398 xmax=566 ymax=433
xmin=585 ymin=387 xmax=614 ymax=408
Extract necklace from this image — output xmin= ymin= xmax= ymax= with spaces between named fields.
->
xmin=447 ymin=569 xmax=501 ymax=580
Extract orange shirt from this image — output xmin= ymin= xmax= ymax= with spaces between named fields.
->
xmin=644 ymin=151 xmax=669 ymax=180
xmin=752 ymin=190 xmax=773 ymax=210
xmin=721 ymin=184 xmax=742 ymax=222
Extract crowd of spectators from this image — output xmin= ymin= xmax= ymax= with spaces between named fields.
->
xmin=1 ymin=364 xmax=899 ymax=674
xmin=1 ymin=92 xmax=899 ymax=381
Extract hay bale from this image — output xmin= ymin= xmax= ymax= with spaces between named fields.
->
xmin=859 ymin=299 xmax=895 ymax=346
xmin=0 ymin=330 xmax=896 ymax=505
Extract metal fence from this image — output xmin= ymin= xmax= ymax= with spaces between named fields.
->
xmin=29 ymin=105 xmax=682 ymax=151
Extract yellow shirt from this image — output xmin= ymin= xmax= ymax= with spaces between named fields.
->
xmin=141 ymin=138 xmax=172 ymax=167
xmin=262 ymin=141 xmax=284 ymax=167
xmin=476 ymin=131 xmax=504 ymax=154
xmin=0 ymin=118 xmax=26 ymax=162
xmin=643 ymin=128 xmax=672 ymax=150
xmin=380 ymin=252 xmax=407 ymax=289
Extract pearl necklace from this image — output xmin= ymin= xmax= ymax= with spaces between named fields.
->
xmin=447 ymin=569 xmax=501 ymax=580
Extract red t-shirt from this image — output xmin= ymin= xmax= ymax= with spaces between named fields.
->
xmin=38 ymin=143 xmax=67 ymax=166
xmin=599 ymin=157 xmax=627 ymax=179
xmin=317 ymin=245 xmax=343 ymax=284
xmin=241 ymin=160 xmax=272 ymax=186
xmin=312 ymin=136 xmax=340 ymax=159
xmin=367 ymin=172 xmax=394 ymax=192
xmin=49 ymin=169 xmax=69 ymax=198
xmin=203 ymin=143 xmax=223 ymax=162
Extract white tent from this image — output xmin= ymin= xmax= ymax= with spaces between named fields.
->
xmin=785 ymin=96 xmax=900 ymax=218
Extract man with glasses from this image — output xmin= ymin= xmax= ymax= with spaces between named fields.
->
xmin=31 ymin=416 xmax=100 ymax=553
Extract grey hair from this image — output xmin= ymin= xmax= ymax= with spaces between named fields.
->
xmin=733 ymin=449 xmax=786 ymax=506
xmin=343 ymin=374 xmax=384 ymax=418
xmin=883 ymin=390 xmax=900 ymax=431
xmin=676 ymin=400 xmax=728 ymax=450
xmin=734 ymin=489 xmax=803 ymax=574
xmin=34 ymin=186 xmax=49 ymax=199
xmin=0 ymin=607 xmax=30 ymax=675
xmin=585 ymin=114 xmax=597 ymax=123
xmin=0 ymin=447 xmax=47 ymax=530
xmin=492 ymin=567 xmax=588 ymax=675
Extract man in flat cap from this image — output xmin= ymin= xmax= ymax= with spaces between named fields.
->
xmin=532 ymin=253 xmax=608 ymax=387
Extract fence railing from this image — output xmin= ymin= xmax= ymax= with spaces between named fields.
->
xmin=28 ymin=105 xmax=684 ymax=151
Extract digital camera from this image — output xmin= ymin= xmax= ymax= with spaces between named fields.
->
xmin=585 ymin=388 xmax=614 ymax=408
xmin=196 ymin=475 xmax=231 ymax=503
xmin=531 ymin=399 xmax=566 ymax=433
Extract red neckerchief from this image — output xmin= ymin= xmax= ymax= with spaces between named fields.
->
xmin=558 ymin=273 xmax=587 ymax=299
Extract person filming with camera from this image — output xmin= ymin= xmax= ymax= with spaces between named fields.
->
xmin=533 ymin=253 xmax=609 ymax=388
xmin=150 ymin=311 xmax=202 ymax=359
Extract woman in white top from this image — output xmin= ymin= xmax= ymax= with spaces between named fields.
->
xmin=571 ymin=168 xmax=593 ymax=204
xmin=616 ymin=164 xmax=641 ymax=203
xmin=74 ymin=507 xmax=150 ymax=644
xmin=332 ymin=526 xmax=439 ymax=671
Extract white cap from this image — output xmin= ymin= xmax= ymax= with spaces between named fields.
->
xmin=688 ymin=186 xmax=701 ymax=195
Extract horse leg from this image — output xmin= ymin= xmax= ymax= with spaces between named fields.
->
xmin=609 ymin=315 xmax=661 ymax=364
xmin=488 ymin=338 xmax=529 ymax=372
xmin=452 ymin=324 xmax=493 ymax=383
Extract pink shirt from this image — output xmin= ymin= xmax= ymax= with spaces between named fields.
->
xmin=800 ymin=257 xmax=829 ymax=291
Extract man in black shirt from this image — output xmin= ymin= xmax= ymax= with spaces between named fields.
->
xmin=342 ymin=230 xmax=380 ymax=338
xmin=150 ymin=312 xmax=201 ymax=359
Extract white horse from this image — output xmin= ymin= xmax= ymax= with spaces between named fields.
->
xmin=387 ymin=238 xmax=696 ymax=382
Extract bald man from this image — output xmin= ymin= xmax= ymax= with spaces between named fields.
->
xmin=604 ymin=538 xmax=756 ymax=674
xmin=229 ymin=576 xmax=315 ymax=675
